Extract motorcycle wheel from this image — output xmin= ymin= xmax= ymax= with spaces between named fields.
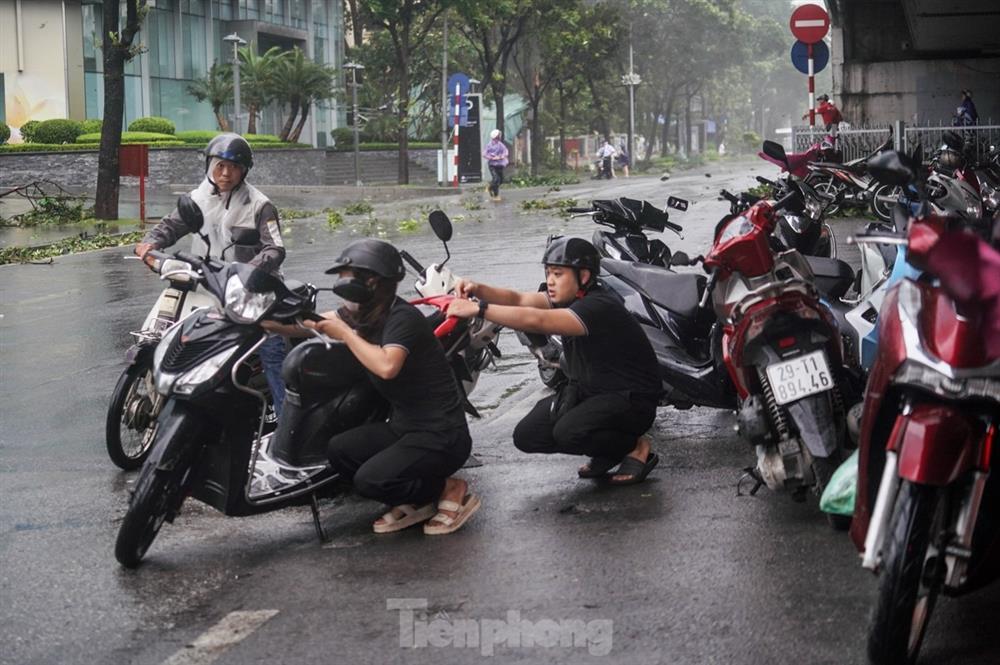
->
xmin=871 ymin=184 xmax=901 ymax=223
xmin=106 ymin=359 xmax=158 ymax=470
xmin=805 ymin=174 xmax=844 ymax=216
xmin=114 ymin=462 xmax=185 ymax=568
xmin=867 ymin=481 xmax=944 ymax=665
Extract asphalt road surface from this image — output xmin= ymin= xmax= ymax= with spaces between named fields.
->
xmin=2 ymin=159 xmax=997 ymax=665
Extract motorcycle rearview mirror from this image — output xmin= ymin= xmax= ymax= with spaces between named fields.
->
xmin=428 ymin=209 xmax=452 ymax=268
xmin=666 ymin=196 xmax=689 ymax=212
xmin=177 ymin=195 xmax=205 ymax=233
xmin=761 ymin=140 xmax=789 ymax=168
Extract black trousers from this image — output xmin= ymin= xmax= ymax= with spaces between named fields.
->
xmin=488 ymin=165 xmax=504 ymax=196
xmin=512 ymin=392 xmax=656 ymax=461
xmin=327 ymin=421 xmax=471 ymax=506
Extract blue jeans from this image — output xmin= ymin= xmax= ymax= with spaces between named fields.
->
xmin=259 ymin=335 xmax=287 ymax=417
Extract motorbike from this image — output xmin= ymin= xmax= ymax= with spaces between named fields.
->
xmin=675 ymin=141 xmax=858 ymax=520
xmin=804 ymin=134 xmax=895 ymax=220
xmin=758 ymin=133 xmax=841 ymax=179
xmin=114 ymin=211 xmax=499 ymax=568
xmin=847 ymin=149 xmax=1000 ymax=665
xmin=105 ymin=197 xmax=261 ymax=470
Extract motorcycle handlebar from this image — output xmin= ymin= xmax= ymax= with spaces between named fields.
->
xmin=756 ymin=175 xmax=778 ymax=188
xmin=664 ymin=219 xmax=684 ymax=234
xmin=175 ymin=251 xmax=204 ymax=268
xmin=399 ymin=249 xmax=425 ymax=275
xmin=566 ymin=207 xmax=593 ymax=214
xmin=771 ymin=191 xmax=800 ymax=213
xmin=719 ymin=189 xmax=739 ymax=203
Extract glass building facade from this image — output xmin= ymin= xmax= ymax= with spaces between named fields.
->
xmin=80 ymin=0 xmax=344 ymax=145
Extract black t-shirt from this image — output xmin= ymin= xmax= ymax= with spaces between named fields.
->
xmin=561 ymin=284 xmax=662 ymax=400
xmin=368 ymin=298 xmax=467 ymax=432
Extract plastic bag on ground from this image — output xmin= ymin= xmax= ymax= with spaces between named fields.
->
xmin=820 ymin=449 xmax=858 ymax=517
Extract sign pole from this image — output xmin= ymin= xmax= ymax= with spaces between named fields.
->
xmin=453 ymin=83 xmax=460 ymax=188
xmin=808 ymin=42 xmax=815 ymax=128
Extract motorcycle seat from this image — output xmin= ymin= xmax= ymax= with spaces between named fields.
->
xmin=602 ymin=260 xmax=706 ymax=319
xmin=805 ymin=256 xmax=855 ymax=300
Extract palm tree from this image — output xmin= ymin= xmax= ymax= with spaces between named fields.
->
xmin=273 ymin=48 xmax=336 ymax=142
xmin=187 ymin=63 xmax=233 ymax=131
xmin=237 ymin=44 xmax=285 ymax=135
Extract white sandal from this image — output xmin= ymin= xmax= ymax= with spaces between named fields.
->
xmin=423 ymin=494 xmax=481 ymax=535
xmin=372 ymin=503 xmax=436 ymax=534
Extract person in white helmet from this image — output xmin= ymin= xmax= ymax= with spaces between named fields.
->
xmin=482 ymin=128 xmax=509 ymax=201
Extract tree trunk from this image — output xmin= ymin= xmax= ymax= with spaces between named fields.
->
xmin=289 ymin=103 xmax=310 ymax=143
xmin=279 ymin=99 xmax=299 ymax=141
xmin=247 ymin=104 xmax=258 ymax=135
xmin=397 ymin=47 xmax=411 ymax=184
xmin=529 ymin=100 xmax=542 ymax=176
xmin=94 ymin=4 xmax=134 ymax=220
xmin=214 ymin=108 xmax=230 ymax=132
xmin=558 ymin=83 xmax=566 ymax=173
xmin=346 ymin=0 xmax=364 ymax=48
xmin=490 ymin=81 xmax=506 ymax=135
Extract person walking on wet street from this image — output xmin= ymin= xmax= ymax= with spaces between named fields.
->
xmin=447 ymin=237 xmax=662 ymax=484
xmin=596 ymin=138 xmax=617 ymax=178
xmin=483 ymin=129 xmax=509 ymax=201
xmin=134 ymin=132 xmax=289 ymax=414
xmin=305 ymin=239 xmax=480 ymax=535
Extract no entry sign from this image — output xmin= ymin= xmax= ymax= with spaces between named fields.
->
xmin=789 ymin=4 xmax=830 ymax=44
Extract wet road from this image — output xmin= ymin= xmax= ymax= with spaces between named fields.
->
xmin=2 ymin=160 xmax=998 ymax=665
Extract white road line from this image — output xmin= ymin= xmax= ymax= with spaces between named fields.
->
xmin=161 ymin=610 xmax=279 ymax=665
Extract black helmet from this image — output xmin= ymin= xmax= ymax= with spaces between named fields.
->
xmin=325 ymin=238 xmax=405 ymax=281
xmin=542 ymin=236 xmax=600 ymax=289
xmin=205 ymin=133 xmax=254 ymax=173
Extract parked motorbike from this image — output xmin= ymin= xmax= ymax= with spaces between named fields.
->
xmin=575 ymin=196 xmax=689 ymax=266
xmin=847 ymin=149 xmax=1000 ymax=665
xmin=115 ymin=211 xmax=498 ymax=568
xmin=804 ymin=135 xmax=895 ymax=220
xmin=105 ymin=197 xmax=260 ymax=470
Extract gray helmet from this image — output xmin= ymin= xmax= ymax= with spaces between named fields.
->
xmin=325 ymin=238 xmax=405 ymax=281
xmin=205 ymin=133 xmax=254 ymax=174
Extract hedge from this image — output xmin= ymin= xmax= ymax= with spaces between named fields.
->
xmin=0 ymin=121 xmax=10 ymax=145
xmin=80 ymin=119 xmax=103 ymax=134
xmin=33 ymin=119 xmax=84 ymax=144
xmin=175 ymin=130 xmax=284 ymax=145
xmin=128 ymin=116 xmax=176 ymax=134
xmin=77 ymin=131 xmax=178 ymax=144
xmin=19 ymin=120 xmax=41 ymax=143
xmin=330 ymin=141 xmax=440 ymax=152
xmin=0 ymin=142 xmax=185 ymax=153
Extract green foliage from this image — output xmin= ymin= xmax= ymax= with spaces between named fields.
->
xmin=187 ymin=62 xmax=233 ymax=131
xmin=0 ymin=142 xmax=186 ymax=153
xmin=0 ymin=231 xmax=144 ymax=265
xmin=79 ymin=119 xmax=103 ymax=134
xmin=175 ymin=130 xmax=221 ymax=144
xmin=461 ymin=196 xmax=484 ymax=211
xmin=519 ymin=197 xmax=578 ymax=212
xmin=76 ymin=131 xmax=177 ymax=144
xmin=326 ymin=210 xmax=344 ymax=228
xmin=344 ymin=201 xmax=375 ymax=215
xmin=397 ymin=218 xmax=420 ymax=232
xmin=128 ymin=116 xmax=176 ymax=135
xmin=330 ymin=142 xmax=440 ymax=152
xmin=277 ymin=208 xmax=316 ymax=220
xmin=745 ymin=183 xmax=772 ymax=199
xmin=2 ymin=195 xmax=89 ymax=227
xmin=33 ymin=119 xmax=83 ymax=144
xmin=740 ymin=130 xmax=762 ymax=153
xmin=19 ymin=120 xmax=41 ymax=143
xmin=506 ymin=172 xmax=580 ymax=188
xmin=331 ymin=128 xmax=354 ymax=149
xmin=0 ymin=121 xmax=10 ymax=145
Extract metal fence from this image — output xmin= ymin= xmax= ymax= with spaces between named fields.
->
xmin=791 ymin=122 xmax=1000 ymax=164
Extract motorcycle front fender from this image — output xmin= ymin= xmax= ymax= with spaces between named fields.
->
xmin=124 ymin=341 xmax=156 ymax=366
xmin=892 ymin=403 xmax=980 ymax=486
xmin=147 ymin=399 xmax=207 ymax=473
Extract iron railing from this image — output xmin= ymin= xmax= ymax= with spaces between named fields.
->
xmin=792 ymin=122 xmax=1000 ymax=165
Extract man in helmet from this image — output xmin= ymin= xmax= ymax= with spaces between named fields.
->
xmin=482 ymin=128 xmax=509 ymax=201
xmin=134 ymin=133 xmax=288 ymax=412
xmin=802 ymin=94 xmax=843 ymax=133
xmin=447 ymin=237 xmax=662 ymax=485
xmin=303 ymin=239 xmax=479 ymax=535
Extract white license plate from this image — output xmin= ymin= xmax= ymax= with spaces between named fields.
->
xmin=765 ymin=350 xmax=833 ymax=405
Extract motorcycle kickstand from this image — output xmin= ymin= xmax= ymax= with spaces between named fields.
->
xmin=309 ymin=493 xmax=329 ymax=543
xmin=737 ymin=466 xmax=765 ymax=497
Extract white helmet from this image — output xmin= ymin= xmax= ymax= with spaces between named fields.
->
xmin=490 ymin=129 xmax=501 ymax=140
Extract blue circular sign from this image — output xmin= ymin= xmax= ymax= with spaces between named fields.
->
xmin=790 ymin=40 xmax=829 ymax=75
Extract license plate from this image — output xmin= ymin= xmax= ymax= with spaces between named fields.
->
xmin=765 ymin=350 xmax=833 ymax=405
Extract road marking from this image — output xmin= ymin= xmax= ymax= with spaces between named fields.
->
xmin=794 ymin=19 xmax=827 ymax=27
xmin=161 ymin=610 xmax=279 ymax=665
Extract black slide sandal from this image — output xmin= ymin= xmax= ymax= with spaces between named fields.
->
xmin=578 ymin=456 xmax=619 ymax=479
xmin=608 ymin=453 xmax=659 ymax=485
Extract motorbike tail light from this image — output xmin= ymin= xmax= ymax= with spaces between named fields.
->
xmin=981 ymin=423 xmax=996 ymax=470
xmin=779 ymin=336 xmax=797 ymax=349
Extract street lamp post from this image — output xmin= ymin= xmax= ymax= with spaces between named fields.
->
xmin=223 ymin=33 xmax=247 ymax=134
xmin=344 ymin=62 xmax=365 ymax=187
xmin=622 ymin=23 xmax=639 ymax=167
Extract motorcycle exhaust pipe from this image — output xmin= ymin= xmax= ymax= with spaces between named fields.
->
xmin=862 ymin=451 xmax=899 ymax=571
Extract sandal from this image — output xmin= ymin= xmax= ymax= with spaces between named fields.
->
xmin=578 ymin=456 xmax=619 ymax=479
xmin=372 ymin=503 xmax=436 ymax=534
xmin=608 ymin=453 xmax=660 ymax=486
xmin=423 ymin=494 xmax=481 ymax=535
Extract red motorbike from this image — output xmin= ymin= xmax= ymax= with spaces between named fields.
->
xmin=849 ymin=150 xmax=1000 ymax=664
xmin=675 ymin=142 xmax=858 ymax=518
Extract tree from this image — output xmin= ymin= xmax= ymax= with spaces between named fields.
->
xmin=187 ymin=63 xmax=233 ymax=131
xmin=361 ymin=0 xmax=447 ymax=184
xmin=272 ymin=47 xmax=337 ymax=142
xmin=238 ymin=44 xmax=285 ymax=135
xmin=94 ymin=0 xmax=147 ymax=220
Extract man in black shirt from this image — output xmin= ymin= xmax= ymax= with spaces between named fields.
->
xmin=448 ymin=237 xmax=661 ymax=484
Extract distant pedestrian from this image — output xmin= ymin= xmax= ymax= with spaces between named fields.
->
xmin=596 ymin=138 xmax=616 ymax=179
xmin=955 ymin=89 xmax=979 ymax=126
xmin=803 ymin=94 xmax=843 ymax=132
xmin=615 ymin=142 xmax=630 ymax=178
xmin=482 ymin=129 xmax=509 ymax=201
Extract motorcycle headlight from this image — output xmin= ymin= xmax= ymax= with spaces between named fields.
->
xmin=718 ymin=215 xmax=754 ymax=243
xmin=962 ymin=188 xmax=983 ymax=218
xmin=784 ymin=214 xmax=807 ymax=234
xmin=172 ymin=345 xmax=240 ymax=395
xmin=224 ymin=274 xmax=276 ymax=324
xmin=805 ymin=197 xmax=822 ymax=220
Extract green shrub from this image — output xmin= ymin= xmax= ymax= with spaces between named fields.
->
xmin=19 ymin=120 xmax=41 ymax=143
xmin=740 ymin=130 xmax=762 ymax=153
xmin=0 ymin=121 xmax=9 ymax=145
xmin=33 ymin=119 xmax=83 ymax=144
xmin=331 ymin=127 xmax=353 ymax=149
xmin=175 ymin=130 xmax=220 ymax=144
xmin=128 ymin=116 xmax=175 ymax=134
xmin=245 ymin=133 xmax=281 ymax=143
xmin=0 ymin=142 xmax=188 ymax=153
xmin=76 ymin=131 xmax=178 ymax=144
xmin=79 ymin=119 xmax=103 ymax=134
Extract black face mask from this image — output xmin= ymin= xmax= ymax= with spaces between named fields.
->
xmin=333 ymin=276 xmax=373 ymax=304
